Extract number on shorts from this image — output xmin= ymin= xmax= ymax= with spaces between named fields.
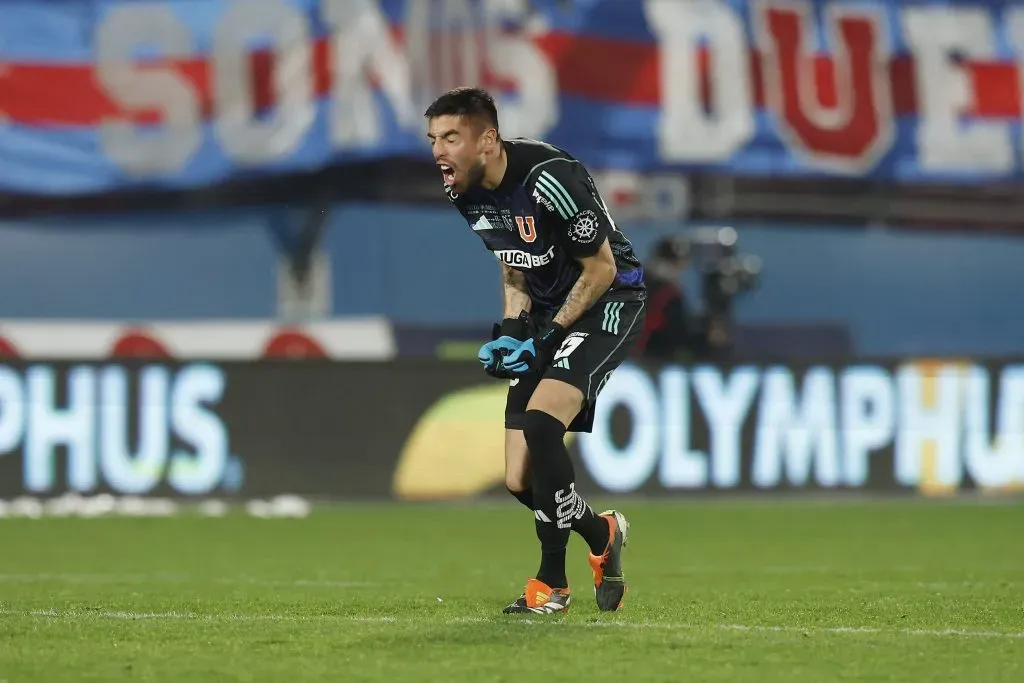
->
xmin=554 ymin=334 xmax=587 ymax=361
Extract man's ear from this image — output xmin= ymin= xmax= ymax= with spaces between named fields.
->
xmin=481 ymin=127 xmax=499 ymax=149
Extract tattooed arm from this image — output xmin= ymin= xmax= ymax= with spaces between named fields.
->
xmin=501 ymin=263 xmax=533 ymax=319
xmin=552 ymin=238 xmax=617 ymax=329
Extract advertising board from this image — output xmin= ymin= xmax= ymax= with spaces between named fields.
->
xmin=1 ymin=358 xmax=1021 ymax=501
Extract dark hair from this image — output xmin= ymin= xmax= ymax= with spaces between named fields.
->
xmin=424 ymin=87 xmax=500 ymax=133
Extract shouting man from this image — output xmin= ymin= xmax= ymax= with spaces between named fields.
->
xmin=425 ymin=87 xmax=647 ymax=614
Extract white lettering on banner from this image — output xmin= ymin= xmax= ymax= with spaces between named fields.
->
xmin=93 ymin=0 xmax=551 ymax=172
xmin=691 ymin=366 xmax=759 ymax=488
xmin=577 ymin=363 xmax=1024 ymax=493
xmin=170 ymin=364 xmax=230 ymax=493
xmin=894 ymin=365 xmax=962 ymax=488
xmin=839 ymin=366 xmax=895 ymax=486
xmin=999 ymin=367 xmax=1024 ymax=483
xmin=26 ymin=367 xmax=96 ymax=492
xmin=406 ymin=0 xmax=482 ymax=100
xmin=0 ymin=365 xmax=236 ymax=496
xmin=95 ymin=5 xmax=201 ymax=175
xmin=752 ymin=367 xmax=840 ymax=489
xmin=213 ymin=0 xmax=315 ymax=164
xmin=754 ymin=0 xmax=893 ymax=174
xmin=100 ymin=366 xmax=169 ymax=494
xmin=901 ymin=8 xmax=1012 ymax=173
xmin=406 ymin=0 xmax=556 ymax=139
xmin=87 ymin=0 xmax=1024 ymax=178
xmin=584 ymin=365 xmax=660 ymax=493
xmin=963 ymin=366 xmax=1024 ymax=487
xmin=483 ymin=0 xmax=558 ymax=138
xmin=323 ymin=0 xmax=416 ymax=148
xmin=659 ymin=367 xmax=706 ymax=489
xmin=644 ymin=0 xmax=754 ymax=162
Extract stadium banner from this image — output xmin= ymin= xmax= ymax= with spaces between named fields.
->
xmin=1 ymin=358 xmax=1022 ymax=501
xmin=2 ymin=0 xmax=1024 ymax=196
xmin=0 ymin=360 xmax=461 ymax=500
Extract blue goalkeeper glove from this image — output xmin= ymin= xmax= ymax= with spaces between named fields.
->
xmin=503 ymin=323 xmax=567 ymax=375
xmin=478 ymin=312 xmax=532 ymax=379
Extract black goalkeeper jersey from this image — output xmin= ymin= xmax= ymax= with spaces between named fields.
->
xmin=446 ymin=138 xmax=646 ymax=314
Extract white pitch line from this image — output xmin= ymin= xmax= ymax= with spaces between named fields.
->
xmin=1 ymin=609 xmax=1021 ymax=641
xmin=0 ymin=574 xmax=373 ymax=589
xmin=5 ymin=568 xmax=1020 ymax=586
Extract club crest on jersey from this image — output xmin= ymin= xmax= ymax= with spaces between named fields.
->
xmin=532 ymin=187 xmax=557 ymax=214
xmin=569 ymin=209 xmax=599 ymax=244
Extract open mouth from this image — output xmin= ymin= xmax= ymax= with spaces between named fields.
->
xmin=439 ymin=163 xmax=456 ymax=187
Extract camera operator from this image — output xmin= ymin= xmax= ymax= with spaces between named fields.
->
xmin=635 ymin=235 xmax=728 ymax=362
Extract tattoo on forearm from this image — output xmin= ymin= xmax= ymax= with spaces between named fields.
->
xmin=502 ymin=265 xmax=532 ymax=318
xmin=553 ymin=274 xmax=606 ymax=328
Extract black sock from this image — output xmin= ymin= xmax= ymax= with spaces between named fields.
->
xmin=506 ymin=486 xmax=534 ymax=511
xmin=522 ymin=410 xmax=611 ymax=582
xmin=537 ymin=547 xmax=567 ymax=591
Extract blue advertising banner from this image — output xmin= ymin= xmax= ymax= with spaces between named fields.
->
xmin=1 ymin=0 xmax=1023 ymax=195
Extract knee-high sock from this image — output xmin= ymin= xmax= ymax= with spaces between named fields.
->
xmin=506 ymin=486 xmax=534 ymax=511
xmin=522 ymin=409 xmax=611 ymax=587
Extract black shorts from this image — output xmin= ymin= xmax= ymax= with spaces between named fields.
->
xmin=505 ymin=299 xmax=646 ymax=433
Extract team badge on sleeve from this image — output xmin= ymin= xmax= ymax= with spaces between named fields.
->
xmin=569 ymin=209 xmax=599 ymax=244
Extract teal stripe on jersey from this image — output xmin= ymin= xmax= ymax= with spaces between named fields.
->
xmin=539 ymin=171 xmax=579 ymax=215
xmin=535 ymin=175 xmax=571 ymax=220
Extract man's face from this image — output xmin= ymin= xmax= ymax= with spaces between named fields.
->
xmin=427 ymin=115 xmax=488 ymax=195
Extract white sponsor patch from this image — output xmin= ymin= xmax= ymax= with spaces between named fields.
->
xmin=494 ymin=245 xmax=555 ymax=269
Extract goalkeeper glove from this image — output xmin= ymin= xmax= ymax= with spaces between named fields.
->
xmin=478 ymin=312 xmax=532 ymax=379
xmin=503 ymin=323 xmax=567 ymax=375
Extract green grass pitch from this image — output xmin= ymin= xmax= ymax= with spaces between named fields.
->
xmin=0 ymin=498 xmax=1022 ymax=682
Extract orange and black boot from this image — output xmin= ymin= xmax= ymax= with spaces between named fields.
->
xmin=588 ymin=510 xmax=629 ymax=611
xmin=502 ymin=578 xmax=572 ymax=614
